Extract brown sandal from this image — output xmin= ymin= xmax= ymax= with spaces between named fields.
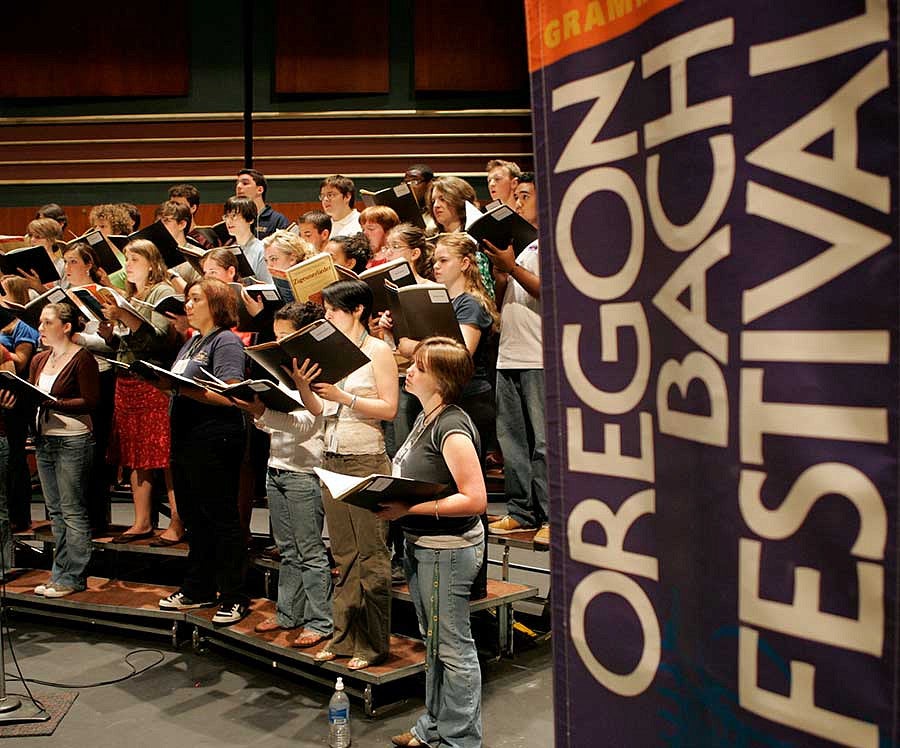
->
xmin=292 ymin=630 xmax=327 ymax=648
xmin=254 ymin=617 xmax=282 ymax=633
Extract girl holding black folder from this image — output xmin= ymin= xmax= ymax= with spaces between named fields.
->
xmin=305 ymin=279 xmax=398 ymax=670
xmin=1 ymin=303 xmax=100 ymax=597
xmin=102 ymin=240 xmax=184 ymax=545
xmin=375 ymin=337 xmax=486 ymax=748
xmin=157 ymin=278 xmax=250 ymax=626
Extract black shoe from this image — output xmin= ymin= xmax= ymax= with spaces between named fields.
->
xmin=212 ymin=601 xmax=249 ymax=626
xmin=159 ymin=591 xmax=215 ymax=611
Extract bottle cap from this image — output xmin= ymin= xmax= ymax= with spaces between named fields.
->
xmin=335 ymin=677 xmax=344 ymax=690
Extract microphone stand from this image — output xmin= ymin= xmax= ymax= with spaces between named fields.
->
xmin=0 ymin=530 xmax=48 ymax=724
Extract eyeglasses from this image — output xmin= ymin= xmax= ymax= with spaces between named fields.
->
xmin=319 ymin=192 xmax=343 ymax=201
xmin=403 ymin=178 xmax=423 ymax=186
xmin=385 ymin=243 xmax=408 ymax=254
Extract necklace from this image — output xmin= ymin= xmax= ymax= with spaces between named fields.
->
xmin=392 ymin=402 xmax=448 ymax=468
xmin=421 ymin=401 xmax=446 ymax=425
xmin=48 ymin=345 xmax=74 ymax=364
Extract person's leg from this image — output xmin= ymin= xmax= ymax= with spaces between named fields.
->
xmin=348 ymin=502 xmax=391 ymax=660
xmin=284 ymin=471 xmax=332 ymax=635
xmin=321 ymin=452 xmax=391 ymax=659
xmin=520 ymin=369 xmax=549 ymax=523
xmin=128 ymin=467 xmax=155 ymax=534
xmin=203 ymin=435 xmax=247 ymax=605
xmin=345 ymin=453 xmax=392 ymax=662
xmin=495 ymin=369 xmax=537 ymax=527
xmin=34 ymin=437 xmax=65 ymax=586
xmin=171 ymin=455 xmax=216 ymax=602
xmin=50 ymin=435 xmax=94 ymax=589
xmin=0 ymin=436 xmax=11 ymax=574
xmin=321 ymin=483 xmax=357 ymax=655
xmin=408 ymin=543 xmax=440 ymax=746
xmin=158 ymin=467 xmax=184 ymax=541
xmin=267 ymin=470 xmax=306 ymax=628
xmin=433 ymin=542 xmax=483 ymax=747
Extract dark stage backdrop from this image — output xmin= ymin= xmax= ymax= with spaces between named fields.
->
xmin=526 ymin=1 xmax=898 ymax=746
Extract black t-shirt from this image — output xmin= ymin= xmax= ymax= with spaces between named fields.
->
xmin=452 ymin=292 xmax=496 ymax=395
xmin=393 ymin=404 xmax=481 ymax=536
xmin=169 ymin=328 xmax=246 ymax=442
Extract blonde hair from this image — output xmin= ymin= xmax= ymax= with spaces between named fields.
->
xmin=0 ymin=275 xmax=30 ymax=306
xmin=263 ymin=230 xmax=314 ymax=265
xmin=435 ymin=233 xmax=498 ymax=331
xmin=26 ymin=217 xmax=63 ymax=242
xmin=123 ymin=239 xmax=171 ymax=299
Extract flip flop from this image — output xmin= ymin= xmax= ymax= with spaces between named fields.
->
xmin=149 ymin=535 xmax=185 ymax=547
xmin=254 ymin=618 xmax=283 ymax=633
xmin=292 ymin=630 xmax=327 ymax=648
xmin=314 ymin=649 xmax=337 ymax=662
xmin=110 ymin=530 xmax=155 ymax=544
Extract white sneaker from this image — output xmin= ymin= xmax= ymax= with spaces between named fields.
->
xmin=43 ymin=584 xmax=76 ymax=598
xmin=34 ymin=583 xmax=48 ymax=595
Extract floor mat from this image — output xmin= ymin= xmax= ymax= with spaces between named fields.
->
xmin=0 ymin=690 xmax=77 ymax=738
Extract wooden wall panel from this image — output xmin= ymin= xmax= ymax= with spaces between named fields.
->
xmin=414 ymin=1 xmax=529 ymax=92
xmin=0 ymin=111 xmax=532 ymax=184
xmin=0 ymin=5 xmax=189 ymax=98
xmin=275 ymin=0 xmax=390 ymax=94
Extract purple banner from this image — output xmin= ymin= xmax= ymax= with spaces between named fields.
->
xmin=526 ymin=1 xmax=898 ymax=745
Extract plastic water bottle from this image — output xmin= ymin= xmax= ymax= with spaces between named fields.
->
xmin=328 ymin=676 xmax=351 ymax=747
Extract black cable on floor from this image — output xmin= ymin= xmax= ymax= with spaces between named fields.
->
xmin=0 ymin=528 xmax=48 ymax=716
xmin=4 ymin=648 xmax=166 ymax=689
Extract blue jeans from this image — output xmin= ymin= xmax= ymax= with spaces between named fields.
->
xmin=0 ymin=436 xmax=10 ymax=574
xmin=495 ymin=369 xmax=548 ymax=527
xmin=35 ymin=433 xmax=94 ymax=590
xmin=266 ymin=468 xmax=332 ymax=634
xmin=405 ymin=539 xmax=484 ymax=748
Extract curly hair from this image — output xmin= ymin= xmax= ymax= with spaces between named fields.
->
xmin=89 ymin=203 xmax=132 ymax=235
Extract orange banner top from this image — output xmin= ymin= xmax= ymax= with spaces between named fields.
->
xmin=526 ymin=0 xmax=684 ymax=72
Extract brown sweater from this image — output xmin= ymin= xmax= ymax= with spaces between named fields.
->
xmin=29 ymin=347 xmax=100 ymax=419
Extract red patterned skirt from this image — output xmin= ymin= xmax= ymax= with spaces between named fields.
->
xmin=108 ymin=375 xmax=171 ymax=470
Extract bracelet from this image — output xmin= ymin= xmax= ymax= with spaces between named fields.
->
xmin=349 ymin=394 xmax=359 ymax=410
xmin=434 ymin=499 xmax=440 ymax=519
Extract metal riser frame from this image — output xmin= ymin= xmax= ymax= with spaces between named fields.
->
xmin=190 ymin=628 xmax=419 ymax=718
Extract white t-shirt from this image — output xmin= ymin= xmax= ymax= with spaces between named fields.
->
xmin=254 ymin=395 xmax=324 ymax=473
xmin=37 ymin=370 xmax=91 ymax=436
xmin=497 ymin=241 xmax=542 ymax=370
xmin=330 ymin=209 xmax=362 ymax=238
